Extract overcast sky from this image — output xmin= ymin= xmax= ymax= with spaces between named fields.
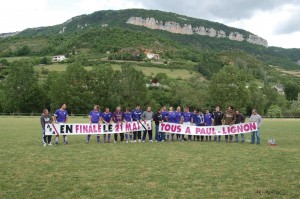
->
xmin=1 ymin=0 xmax=300 ymax=48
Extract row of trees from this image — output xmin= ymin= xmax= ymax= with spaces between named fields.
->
xmin=0 ymin=59 xmax=299 ymax=116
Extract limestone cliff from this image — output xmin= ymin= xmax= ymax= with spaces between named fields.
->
xmin=126 ymin=17 xmax=268 ymax=47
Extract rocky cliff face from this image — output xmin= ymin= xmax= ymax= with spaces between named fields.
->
xmin=127 ymin=17 xmax=268 ymax=47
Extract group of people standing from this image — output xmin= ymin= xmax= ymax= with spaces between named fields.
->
xmin=40 ymin=104 xmax=263 ymax=146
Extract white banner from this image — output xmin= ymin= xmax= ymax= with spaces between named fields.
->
xmin=45 ymin=121 xmax=152 ymax=135
xmin=159 ymin=122 xmax=257 ymax=135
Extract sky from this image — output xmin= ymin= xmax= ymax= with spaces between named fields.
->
xmin=1 ymin=0 xmax=300 ymax=48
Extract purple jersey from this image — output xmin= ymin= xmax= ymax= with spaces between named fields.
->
xmin=101 ymin=112 xmax=112 ymax=123
xmin=161 ymin=110 xmax=168 ymax=122
xmin=167 ymin=111 xmax=176 ymax=123
xmin=54 ymin=109 xmax=68 ymax=123
xmin=183 ymin=112 xmax=192 ymax=123
xmin=113 ymin=111 xmax=123 ymax=123
xmin=192 ymin=113 xmax=199 ymax=124
xmin=89 ymin=110 xmax=101 ymax=123
xmin=124 ymin=112 xmax=132 ymax=122
xmin=131 ymin=109 xmax=142 ymax=121
xmin=175 ymin=111 xmax=182 ymax=124
xmin=204 ymin=113 xmax=213 ymax=126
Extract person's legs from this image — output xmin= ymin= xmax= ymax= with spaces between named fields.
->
xmin=47 ymin=135 xmax=52 ymax=145
xmin=120 ymin=133 xmax=124 ymax=142
xmin=63 ymin=135 xmax=68 ymax=144
xmin=42 ymin=130 xmax=46 ymax=145
xmin=229 ymin=135 xmax=233 ymax=142
xmin=171 ymin=133 xmax=175 ymax=141
xmin=200 ymin=136 xmax=204 ymax=141
xmin=241 ymin=133 xmax=245 ymax=143
xmin=225 ymin=135 xmax=229 ymax=142
xmin=96 ymin=134 xmax=100 ymax=143
xmin=218 ymin=135 xmax=221 ymax=142
xmin=142 ymin=130 xmax=147 ymax=141
xmin=104 ymin=134 xmax=107 ymax=143
xmin=188 ymin=135 xmax=192 ymax=141
xmin=251 ymin=131 xmax=255 ymax=144
xmin=148 ymin=130 xmax=153 ymax=141
xmin=256 ymin=129 xmax=260 ymax=144
xmin=161 ymin=132 xmax=165 ymax=141
xmin=114 ymin=133 xmax=118 ymax=142
xmin=205 ymin=136 xmax=208 ymax=141
xmin=138 ymin=131 xmax=142 ymax=141
xmin=107 ymin=134 xmax=111 ymax=142
xmin=235 ymin=134 xmax=238 ymax=143
xmin=155 ymin=125 xmax=159 ymax=141
xmin=182 ymin=134 xmax=185 ymax=141
xmin=86 ymin=134 xmax=91 ymax=143
xmin=133 ymin=132 xmax=137 ymax=141
xmin=55 ymin=135 xmax=59 ymax=144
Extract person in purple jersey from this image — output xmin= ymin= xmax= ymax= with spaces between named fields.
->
xmin=131 ymin=105 xmax=142 ymax=143
xmin=175 ymin=106 xmax=183 ymax=141
xmin=101 ymin=107 xmax=113 ymax=143
xmin=166 ymin=106 xmax=176 ymax=141
xmin=113 ymin=106 xmax=124 ymax=143
xmin=182 ymin=106 xmax=192 ymax=141
xmin=54 ymin=103 xmax=69 ymax=145
xmin=192 ymin=109 xmax=199 ymax=141
xmin=86 ymin=105 xmax=101 ymax=144
xmin=204 ymin=109 xmax=213 ymax=141
xmin=124 ymin=108 xmax=133 ymax=143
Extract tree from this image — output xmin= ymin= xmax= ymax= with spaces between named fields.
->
xmin=284 ymin=81 xmax=300 ymax=101
xmin=208 ymin=65 xmax=250 ymax=110
xmin=16 ymin=45 xmax=31 ymax=56
xmin=1 ymin=60 xmax=43 ymax=112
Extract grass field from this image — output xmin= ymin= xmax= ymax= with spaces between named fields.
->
xmin=0 ymin=117 xmax=299 ymax=199
xmin=33 ymin=64 xmax=198 ymax=80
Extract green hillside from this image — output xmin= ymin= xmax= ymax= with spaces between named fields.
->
xmin=1 ymin=9 xmax=300 ymax=115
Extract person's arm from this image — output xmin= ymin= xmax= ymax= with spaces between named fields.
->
xmin=65 ymin=111 xmax=69 ymax=123
xmin=40 ymin=116 xmax=44 ymax=128
xmin=258 ymin=115 xmax=263 ymax=128
xmin=231 ymin=113 xmax=236 ymax=125
xmin=141 ymin=112 xmax=145 ymax=121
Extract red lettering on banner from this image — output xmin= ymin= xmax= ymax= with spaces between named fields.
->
xmin=200 ymin=128 xmax=206 ymax=135
xmin=244 ymin=123 xmax=250 ymax=131
xmin=126 ymin=123 xmax=132 ymax=131
xmin=171 ymin=125 xmax=177 ymax=132
xmin=89 ymin=125 xmax=93 ymax=133
xmin=115 ymin=124 xmax=119 ymax=132
xmin=222 ymin=127 xmax=227 ymax=134
xmin=132 ymin=123 xmax=137 ymax=131
xmin=196 ymin=128 xmax=200 ymax=134
xmin=185 ymin=127 xmax=191 ymax=134
xmin=98 ymin=124 xmax=101 ymax=133
xmin=230 ymin=126 xmax=236 ymax=134
xmin=206 ymin=128 xmax=211 ymax=135
xmin=249 ymin=122 xmax=256 ymax=131
xmin=75 ymin=125 xmax=79 ymax=133
xmin=236 ymin=125 xmax=243 ymax=133
xmin=177 ymin=125 xmax=181 ymax=133
xmin=83 ymin=125 xmax=88 ymax=133
xmin=212 ymin=128 xmax=216 ymax=135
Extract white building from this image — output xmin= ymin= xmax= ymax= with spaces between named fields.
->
xmin=146 ymin=53 xmax=160 ymax=60
xmin=52 ymin=55 xmax=66 ymax=62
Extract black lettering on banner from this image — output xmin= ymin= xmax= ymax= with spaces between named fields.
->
xmin=66 ymin=125 xmax=73 ymax=134
xmin=60 ymin=125 xmax=65 ymax=133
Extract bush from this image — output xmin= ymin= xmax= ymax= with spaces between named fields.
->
xmin=267 ymin=105 xmax=282 ymax=118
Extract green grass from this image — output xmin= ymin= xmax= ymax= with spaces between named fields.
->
xmin=34 ymin=64 xmax=198 ymax=79
xmin=0 ymin=117 xmax=299 ymax=198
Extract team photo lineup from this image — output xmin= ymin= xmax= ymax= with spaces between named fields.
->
xmin=41 ymin=103 xmax=262 ymax=146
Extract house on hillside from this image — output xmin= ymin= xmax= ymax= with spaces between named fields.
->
xmin=273 ymin=84 xmax=284 ymax=95
xmin=145 ymin=52 xmax=160 ymax=60
xmin=52 ymin=55 xmax=66 ymax=62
